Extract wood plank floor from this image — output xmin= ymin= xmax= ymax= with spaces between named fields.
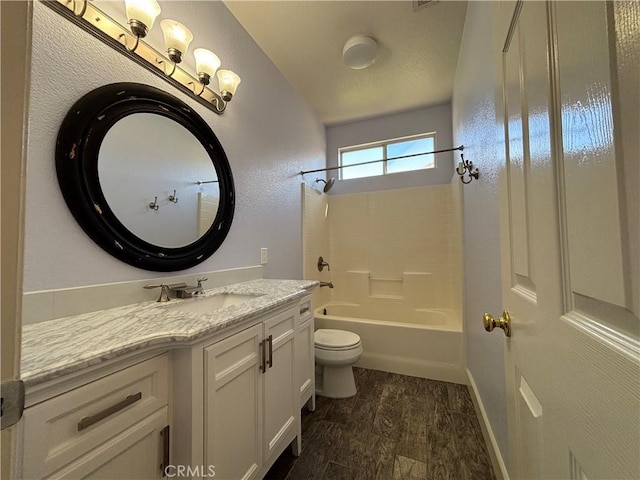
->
xmin=265 ymin=368 xmax=496 ymax=480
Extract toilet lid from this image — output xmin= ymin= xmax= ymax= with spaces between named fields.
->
xmin=314 ymin=329 xmax=361 ymax=349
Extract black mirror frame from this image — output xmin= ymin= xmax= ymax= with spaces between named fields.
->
xmin=56 ymin=82 xmax=235 ymax=272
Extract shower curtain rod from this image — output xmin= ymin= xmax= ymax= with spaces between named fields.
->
xmin=299 ymin=145 xmax=464 ymax=176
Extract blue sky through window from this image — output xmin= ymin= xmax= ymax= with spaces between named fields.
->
xmin=339 ymin=134 xmax=436 ymax=180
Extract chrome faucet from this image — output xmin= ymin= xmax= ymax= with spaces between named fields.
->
xmin=144 ymin=283 xmax=175 ymax=302
xmin=144 ymin=277 xmax=208 ymax=301
xmin=319 ymin=281 xmax=334 ymax=289
xmin=173 ymin=277 xmax=208 ymax=298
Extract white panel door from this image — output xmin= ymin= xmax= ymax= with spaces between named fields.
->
xmin=497 ymin=1 xmax=639 ymax=479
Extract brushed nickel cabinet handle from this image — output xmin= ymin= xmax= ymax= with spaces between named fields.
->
xmin=267 ymin=335 xmax=273 ymax=368
xmin=300 ymin=304 xmax=310 ymax=315
xmin=77 ymin=392 xmax=142 ymax=431
xmin=260 ymin=340 xmax=267 ymax=373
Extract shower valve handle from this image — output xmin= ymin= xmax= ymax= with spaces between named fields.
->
xmin=317 ymin=256 xmax=330 ymax=271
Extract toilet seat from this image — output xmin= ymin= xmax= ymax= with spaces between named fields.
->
xmin=314 ymin=329 xmax=361 ymax=351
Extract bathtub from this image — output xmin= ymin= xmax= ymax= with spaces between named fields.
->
xmin=314 ymin=302 xmax=465 ymax=383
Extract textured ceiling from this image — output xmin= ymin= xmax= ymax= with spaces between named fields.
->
xmin=224 ymin=1 xmax=468 ymax=126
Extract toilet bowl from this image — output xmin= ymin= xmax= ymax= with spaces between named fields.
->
xmin=314 ymin=329 xmax=362 ymax=398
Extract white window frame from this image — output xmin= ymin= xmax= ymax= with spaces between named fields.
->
xmin=337 ymin=132 xmax=437 ymax=180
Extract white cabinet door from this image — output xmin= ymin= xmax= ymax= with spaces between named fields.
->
xmin=48 ymin=409 xmax=168 ymax=479
xmin=263 ymin=309 xmax=297 ymax=466
xmin=497 ymin=2 xmax=639 ymax=478
xmin=296 ymin=314 xmax=314 ymax=409
xmin=204 ymin=323 xmax=263 ymax=480
xmin=296 ymin=297 xmax=314 ymax=409
xmin=203 ymin=306 xmax=301 ymax=476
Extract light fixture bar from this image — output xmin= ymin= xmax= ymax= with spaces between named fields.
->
xmin=299 ymin=145 xmax=465 ymax=176
xmin=42 ymin=0 xmax=228 ymax=114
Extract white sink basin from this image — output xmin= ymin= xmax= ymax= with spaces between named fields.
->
xmin=165 ymin=293 xmax=263 ymax=315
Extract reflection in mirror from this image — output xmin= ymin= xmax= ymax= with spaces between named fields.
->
xmin=98 ymin=113 xmax=220 ymax=248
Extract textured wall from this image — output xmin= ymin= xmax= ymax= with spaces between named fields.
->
xmin=452 ymin=0 xmax=508 ymax=462
xmin=325 ymin=105 xmax=455 ymax=195
xmin=23 ymin=1 xmax=325 ymax=291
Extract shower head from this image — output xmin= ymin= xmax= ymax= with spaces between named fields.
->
xmin=315 ymin=177 xmax=335 ymax=193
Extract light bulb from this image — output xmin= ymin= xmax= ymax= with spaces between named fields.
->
xmin=216 ymin=70 xmax=241 ymax=101
xmin=160 ymin=19 xmax=194 ymax=63
xmin=194 ymin=48 xmax=221 ymax=85
xmin=124 ymin=0 xmax=160 ymax=37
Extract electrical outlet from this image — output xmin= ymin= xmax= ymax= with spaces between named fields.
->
xmin=260 ymin=248 xmax=268 ymax=265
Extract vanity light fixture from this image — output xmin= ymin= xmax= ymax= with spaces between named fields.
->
xmin=43 ymin=0 xmax=241 ymax=115
xmin=69 ymin=0 xmax=87 ymax=17
xmin=121 ymin=0 xmax=161 ymax=53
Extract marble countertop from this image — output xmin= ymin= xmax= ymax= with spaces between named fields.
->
xmin=21 ymin=279 xmax=318 ymax=387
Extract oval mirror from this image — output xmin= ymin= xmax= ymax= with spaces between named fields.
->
xmin=56 ymin=83 xmax=235 ymax=271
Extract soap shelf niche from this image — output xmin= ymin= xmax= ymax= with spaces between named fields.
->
xmin=369 ymin=277 xmax=404 ymax=299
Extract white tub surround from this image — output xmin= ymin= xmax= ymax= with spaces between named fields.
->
xmin=323 ymin=186 xmax=464 ymax=316
xmin=303 ymin=184 xmax=465 ymax=384
xmin=301 ymin=184 xmax=331 ymax=309
xmin=22 ymin=279 xmax=317 ymax=389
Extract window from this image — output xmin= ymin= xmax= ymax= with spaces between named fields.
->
xmin=339 ymin=133 xmax=436 ymax=180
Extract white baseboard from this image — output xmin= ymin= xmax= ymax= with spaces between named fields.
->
xmin=466 ymin=368 xmax=510 ymax=480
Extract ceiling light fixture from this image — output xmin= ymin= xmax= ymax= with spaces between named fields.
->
xmin=343 ymin=35 xmax=378 ymax=70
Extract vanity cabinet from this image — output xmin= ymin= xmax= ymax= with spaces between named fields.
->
xmin=19 ymin=287 xmax=315 ymax=480
xmin=203 ymin=307 xmax=297 ymax=479
xmin=22 ymin=354 xmax=170 ymax=479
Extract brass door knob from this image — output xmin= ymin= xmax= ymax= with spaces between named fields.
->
xmin=483 ymin=311 xmax=512 ymax=337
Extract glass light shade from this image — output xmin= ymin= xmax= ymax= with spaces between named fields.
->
xmin=194 ymin=48 xmax=221 ymax=78
xmin=124 ymin=0 xmax=161 ymax=32
xmin=216 ymin=70 xmax=241 ymax=96
xmin=160 ymin=19 xmax=194 ymax=57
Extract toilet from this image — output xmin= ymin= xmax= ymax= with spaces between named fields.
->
xmin=314 ymin=329 xmax=362 ymax=398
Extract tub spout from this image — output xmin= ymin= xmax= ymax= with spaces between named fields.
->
xmin=319 ymin=281 xmax=334 ymax=289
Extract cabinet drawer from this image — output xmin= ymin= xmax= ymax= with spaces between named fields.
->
xmin=23 ymin=354 xmax=169 ymax=479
